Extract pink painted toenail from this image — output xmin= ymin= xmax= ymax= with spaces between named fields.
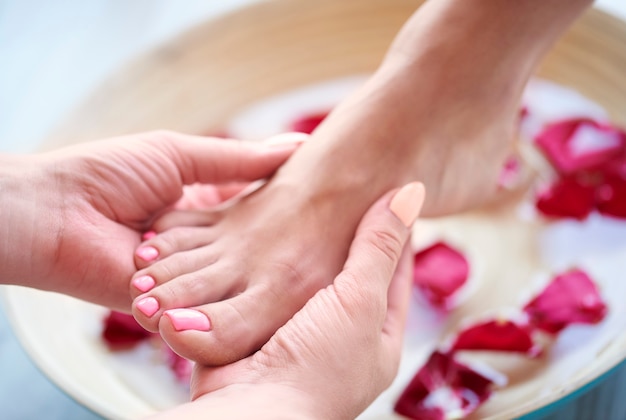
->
xmin=142 ymin=231 xmax=157 ymax=241
xmin=164 ymin=309 xmax=211 ymax=332
xmin=132 ymin=275 xmax=156 ymax=293
xmin=136 ymin=246 xmax=159 ymax=262
xmin=136 ymin=297 xmax=159 ymax=317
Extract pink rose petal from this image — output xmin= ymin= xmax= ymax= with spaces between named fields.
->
xmin=289 ymin=111 xmax=329 ymax=134
xmin=451 ymin=319 xmax=541 ymax=357
xmin=102 ymin=311 xmax=153 ymax=350
xmin=394 ymin=351 xmax=495 ymax=420
xmin=523 ymin=268 xmax=607 ymax=335
xmin=535 ymin=118 xmax=626 ymax=175
xmin=498 ymin=156 xmax=522 ymax=189
xmin=535 ymin=175 xmax=596 ymax=220
xmin=163 ymin=346 xmax=193 ymax=384
xmin=413 ymin=242 xmax=469 ymax=308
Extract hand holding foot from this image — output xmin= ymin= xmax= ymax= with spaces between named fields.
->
xmin=131 ymin=0 xmax=592 ymax=365
xmin=150 ymin=183 xmax=424 ymax=420
xmin=0 ymin=131 xmax=302 ymax=311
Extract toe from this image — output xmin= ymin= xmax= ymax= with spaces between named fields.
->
xmin=130 ymin=245 xmax=220 ymax=299
xmin=152 ymin=209 xmax=222 ymax=232
xmin=132 ymin=262 xmax=239 ymax=332
xmin=158 ymin=280 xmax=308 ymax=366
xmin=134 ymin=226 xmax=216 ymax=269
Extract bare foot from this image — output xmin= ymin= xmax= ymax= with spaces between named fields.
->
xmin=130 ymin=0 xmax=586 ymax=365
xmin=0 ymin=132 xmax=299 ymax=311
xmin=130 ymin=70 xmax=519 ymax=366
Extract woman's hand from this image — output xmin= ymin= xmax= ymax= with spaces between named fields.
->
xmin=152 ymin=183 xmax=425 ymax=420
xmin=0 ymin=131 xmax=304 ymax=311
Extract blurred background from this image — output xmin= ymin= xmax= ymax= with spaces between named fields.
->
xmin=1 ymin=1 xmax=626 ymax=418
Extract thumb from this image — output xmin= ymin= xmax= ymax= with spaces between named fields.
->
xmin=334 ymin=182 xmax=425 ymax=324
xmin=152 ymin=131 xmax=308 ymax=185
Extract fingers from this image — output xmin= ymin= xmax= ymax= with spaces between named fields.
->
xmin=150 ymin=131 xmax=309 ymax=185
xmin=334 ymin=182 xmax=425 ymax=324
xmin=382 ymin=243 xmax=415 ymax=348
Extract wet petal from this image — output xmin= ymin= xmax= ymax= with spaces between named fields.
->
xmin=413 ymin=242 xmax=469 ymax=308
xmin=523 ymin=268 xmax=607 ymax=334
xmin=535 ymin=175 xmax=596 ymax=220
xmin=535 ymin=118 xmax=626 ymax=175
xmin=451 ymin=319 xmax=541 ymax=357
xmin=394 ymin=351 xmax=495 ymax=420
xmin=102 ymin=311 xmax=153 ymax=350
xmin=289 ymin=111 xmax=329 ymax=134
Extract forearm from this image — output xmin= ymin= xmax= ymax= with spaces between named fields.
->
xmin=0 ymin=154 xmax=56 ymax=286
xmin=149 ymin=384 xmax=318 ymax=420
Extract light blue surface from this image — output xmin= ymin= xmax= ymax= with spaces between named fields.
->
xmin=0 ymin=303 xmax=102 ymax=420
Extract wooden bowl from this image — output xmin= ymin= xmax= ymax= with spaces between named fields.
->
xmin=4 ymin=1 xmax=626 ymax=419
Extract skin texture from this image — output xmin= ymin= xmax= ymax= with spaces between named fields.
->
xmin=130 ymin=0 xmax=594 ymax=367
xmin=150 ymin=185 xmax=423 ymax=420
xmin=0 ymin=131 xmax=303 ymax=311
xmin=0 ymin=0 xmax=594 ymax=418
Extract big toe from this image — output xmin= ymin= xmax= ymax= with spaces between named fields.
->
xmin=158 ymin=286 xmax=305 ymax=366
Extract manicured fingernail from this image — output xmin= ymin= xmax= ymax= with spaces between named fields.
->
xmin=132 ymin=275 xmax=156 ymax=293
xmin=389 ymin=182 xmax=426 ymax=227
xmin=142 ymin=231 xmax=157 ymax=241
xmin=164 ymin=309 xmax=211 ymax=331
xmin=265 ymin=132 xmax=309 ymax=146
xmin=136 ymin=297 xmax=159 ymax=317
xmin=136 ymin=246 xmax=159 ymax=262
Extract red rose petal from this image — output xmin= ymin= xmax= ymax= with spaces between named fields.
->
xmin=520 ymin=106 xmax=529 ymax=120
xmin=289 ymin=111 xmax=329 ymax=134
xmin=535 ymin=175 xmax=596 ymax=220
xmin=535 ymin=118 xmax=626 ymax=175
xmin=102 ymin=311 xmax=153 ymax=350
xmin=523 ymin=269 xmax=607 ymax=335
xmin=602 ymin=155 xmax=626 ymax=180
xmin=394 ymin=351 xmax=495 ymax=420
xmin=413 ymin=242 xmax=469 ymax=307
xmin=451 ymin=319 xmax=540 ymax=357
xmin=596 ymin=157 xmax=626 ymax=219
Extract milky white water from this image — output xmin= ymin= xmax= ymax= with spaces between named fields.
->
xmin=107 ymin=76 xmax=626 ymax=419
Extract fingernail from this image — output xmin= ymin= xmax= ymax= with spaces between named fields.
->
xmin=142 ymin=231 xmax=157 ymax=241
xmin=265 ymin=132 xmax=309 ymax=146
xmin=164 ymin=309 xmax=211 ymax=331
xmin=132 ymin=275 xmax=156 ymax=293
xmin=389 ymin=182 xmax=426 ymax=227
xmin=136 ymin=297 xmax=159 ymax=317
xmin=136 ymin=246 xmax=159 ymax=262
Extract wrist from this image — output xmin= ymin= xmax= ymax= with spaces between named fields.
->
xmin=0 ymin=154 xmax=62 ymax=287
xmin=0 ymin=154 xmax=33 ymax=284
